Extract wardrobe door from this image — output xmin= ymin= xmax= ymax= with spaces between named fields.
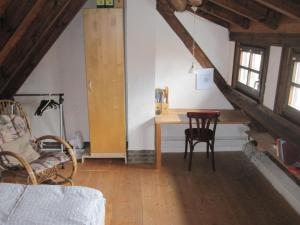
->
xmin=83 ymin=9 xmax=126 ymax=157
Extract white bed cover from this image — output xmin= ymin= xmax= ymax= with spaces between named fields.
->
xmin=0 ymin=183 xmax=105 ymax=225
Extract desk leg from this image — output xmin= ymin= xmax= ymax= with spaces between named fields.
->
xmin=155 ymin=123 xmax=161 ymax=169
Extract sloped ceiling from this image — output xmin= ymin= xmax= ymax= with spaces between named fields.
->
xmin=158 ymin=0 xmax=300 ymax=147
xmin=0 ymin=0 xmax=87 ymax=97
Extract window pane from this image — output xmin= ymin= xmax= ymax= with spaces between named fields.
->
xmin=289 ymin=86 xmax=300 ymax=111
xmin=240 ymin=51 xmax=250 ymax=67
xmin=292 ymin=61 xmax=300 ymax=85
xmin=251 ymin=53 xmax=262 ymax=71
xmin=238 ymin=68 xmax=248 ymax=85
xmin=249 ymin=72 xmax=260 ymax=90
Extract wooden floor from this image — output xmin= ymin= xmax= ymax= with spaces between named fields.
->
xmin=75 ymin=152 xmax=300 ymax=225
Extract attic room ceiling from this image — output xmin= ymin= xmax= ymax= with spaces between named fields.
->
xmin=0 ymin=0 xmax=87 ymax=98
xmin=158 ymin=0 xmax=300 ymax=147
xmin=168 ymin=0 xmax=300 ymax=32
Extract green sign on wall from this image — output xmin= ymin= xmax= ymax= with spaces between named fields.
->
xmin=105 ymin=0 xmax=114 ymax=7
xmin=96 ymin=0 xmax=105 ymax=8
xmin=96 ymin=0 xmax=114 ymax=8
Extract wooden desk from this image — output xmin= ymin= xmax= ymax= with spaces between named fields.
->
xmin=155 ymin=109 xmax=251 ymax=169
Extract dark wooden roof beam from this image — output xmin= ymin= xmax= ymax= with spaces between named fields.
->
xmin=199 ymin=1 xmax=250 ymax=29
xmin=254 ymin=0 xmax=300 ymax=20
xmin=157 ymin=0 xmax=300 ymax=148
xmin=208 ymin=0 xmax=280 ymax=29
xmin=0 ymin=0 xmax=37 ymax=50
xmin=186 ymin=5 xmax=230 ymax=28
xmin=167 ymin=0 xmax=187 ymax=11
xmin=1 ymin=0 xmax=87 ymax=96
xmin=0 ymin=0 xmax=73 ymax=94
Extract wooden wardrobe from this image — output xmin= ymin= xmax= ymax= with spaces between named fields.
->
xmin=83 ymin=8 xmax=126 ymax=159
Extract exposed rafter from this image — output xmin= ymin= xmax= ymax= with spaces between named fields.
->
xmin=186 ymin=5 xmax=230 ymax=28
xmin=230 ymin=32 xmax=300 ymax=46
xmin=208 ymin=0 xmax=280 ymax=29
xmin=157 ymin=0 xmax=300 ymax=147
xmin=254 ymin=0 xmax=300 ymax=20
xmin=3 ymin=0 xmax=88 ymax=97
xmin=199 ymin=1 xmax=250 ymax=29
xmin=167 ymin=0 xmax=187 ymax=11
xmin=0 ymin=0 xmax=87 ymax=97
xmin=0 ymin=0 xmax=37 ymax=50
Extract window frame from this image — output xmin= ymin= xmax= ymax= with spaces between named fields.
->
xmin=275 ymin=47 xmax=300 ymax=125
xmin=232 ymin=42 xmax=269 ymax=103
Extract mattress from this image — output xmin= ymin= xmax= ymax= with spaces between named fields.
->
xmin=0 ymin=183 xmax=105 ymax=225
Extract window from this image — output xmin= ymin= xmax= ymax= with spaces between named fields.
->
xmin=275 ymin=47 xmax=300 ymax=125
xmin=232 ymin=43 xmax=269 ymax=102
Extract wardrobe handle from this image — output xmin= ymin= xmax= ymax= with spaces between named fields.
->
xmin=88 ymin=80 xmax=92 ymax=92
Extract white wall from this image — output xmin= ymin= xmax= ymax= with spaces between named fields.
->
xmin=155 ymin=11 xmax=233 ymax=109
xmin=155 ymin=10 xmax=248 ymax=152
xmin=17 ymin=0 xmax=96 ymax=141
xmin=16 ymin=0 xmax=248 ymax=152
xmin=126 ymin=0 xmax=156 ymax=151
xmin=263 ymin=46 xmax=282 ymax=110
xmin=16 ymin=0 xmax=157 ymax=150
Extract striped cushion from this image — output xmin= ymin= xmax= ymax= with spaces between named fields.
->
xmin=30 ymin=151 xmax=70 ymax=173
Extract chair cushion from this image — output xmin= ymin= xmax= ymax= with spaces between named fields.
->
xmin=30 ymin=151 xmax=70 ymax=173
xmin=0 ymin=115 xmax=19 ymax=144
xmin=11 ymin=115 xmax=29 ymax=137
xmin=0 ymin=132 xmax=40 ymax=167
xmin=185 ymin=128 xmax=214 ymax=141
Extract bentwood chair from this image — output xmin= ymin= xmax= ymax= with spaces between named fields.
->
xmin=0 ymin=100 xmax=77 ymax=185
xmin=184 ymin=111 xmax=220 ymax=171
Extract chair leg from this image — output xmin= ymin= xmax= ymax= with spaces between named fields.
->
xmin=188 ymin=144 xmax=194 ymax=171
xmin=184 ymin=135 xmax=188 ymax=159
xmin=211 ymin=142 xmax=215 ymax=171
xmin=206 ymin=141 xmax=209 ymax=159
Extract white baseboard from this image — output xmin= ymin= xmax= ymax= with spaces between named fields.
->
xmin=161 ymin=136 xmax=248 ymax=152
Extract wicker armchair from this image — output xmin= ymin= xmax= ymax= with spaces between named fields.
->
xmin=0 ymin=100 xmax=77 ymax=185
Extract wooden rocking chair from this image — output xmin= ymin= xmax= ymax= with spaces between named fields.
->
xmin=0 ymin=100 xmax=77 ymax=185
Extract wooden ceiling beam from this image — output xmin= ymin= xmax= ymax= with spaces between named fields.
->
xmin=208 ymin=0 xmax=279 ymax=29
xmin=157 ymin=0 xmax=300 ymax=147
xmin=1 ymin=0 xmax=87 ymax=96
xmin=187 ymin=0 xmax=203 ymax=6
xmin=0 ymin=0 xmax=37 ymax=50
xmin=230 ymin=32 xmax=300 ymax=46
xmin=167 ymin=0 xmax=187 ymax=11
xmin=186 ymin=5 xmax=230 ymax=28
xmin=199 ymin=1 xmax=250 ymax=29
xmin=0 ymin=0 xmax=73 ymax=94
xmin=254 ymin=0 xmax=300 ymax=20
xmin=0 ymin=0 xmax=48 ymax=65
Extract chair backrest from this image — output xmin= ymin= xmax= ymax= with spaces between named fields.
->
xmin=0 ymin=100 xmax=31 ymax=134
xmin=187 ymin=111 xmax=220 ymax=141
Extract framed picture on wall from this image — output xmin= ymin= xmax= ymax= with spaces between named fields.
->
xmin=96 ymin=0 xmax=105 ymax=8
xmin=105 ymin=0 xmax=114 ymax=8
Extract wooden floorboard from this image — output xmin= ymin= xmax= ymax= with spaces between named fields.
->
xmin=74 ymin=152 xmax=300 ymax=225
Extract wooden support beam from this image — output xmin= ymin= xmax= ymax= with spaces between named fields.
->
xmin=167 ymin=0 xmax=187 ymax=11
xmin=230 ymin=32 xmax=300 ymax=46
xmin=209 ymin=0 xmax=279 ymax=29
xmin=0 ymin=0 xmax=37 ymax=50
xmin=1 ymin=0 xmax=87 ymax=97
xmin=187 ymin=0 xmax=203 ymax=6
xmin=199 ymin=1 xmax=250 ymax=29
xmin=157 ymin=0 xmax=229 ymax=96
xmin=0 ymin=0 xmax=73 ymax=94
xmin=186 ymin=6 xmax=230 ymax=28
xmin=157 ymin=0 xmax=300 ymax=148
xmin=254 ymin=0 xmax=300 ymax=20
xmin=0 ymin=0 xmax=48 ymax=65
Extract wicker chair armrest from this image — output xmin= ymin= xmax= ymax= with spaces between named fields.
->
xmin=35 ymin=135 xmax=77 ymax=177
xmin=0 ymin=151 xmax=38 ymax=185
